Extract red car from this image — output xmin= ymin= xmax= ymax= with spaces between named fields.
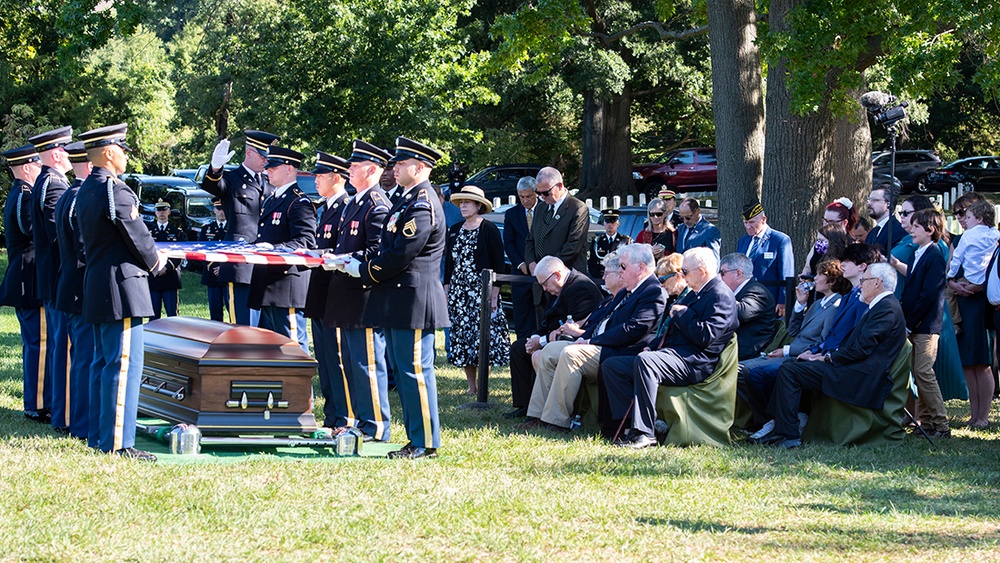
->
xmin=632 ymin=147 xmax=717 ymax=197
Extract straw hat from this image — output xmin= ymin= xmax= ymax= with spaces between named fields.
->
xmin=451 ymin=185 xmax=493 ymax=213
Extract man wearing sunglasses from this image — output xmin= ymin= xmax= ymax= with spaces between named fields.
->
xmin=523 ymin=167 xmax=590 ymax=275
xmin=675 ymin=197 xmax=721 ymax=258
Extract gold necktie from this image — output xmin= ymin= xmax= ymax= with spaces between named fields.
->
xmin=526 ymin=208 xmax=533 ymax=230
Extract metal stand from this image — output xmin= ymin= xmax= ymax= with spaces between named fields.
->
xmin=902 ymin=407 xmax=935 ymax=447
xmin=136 ymin=421 xmax=342 ymax=449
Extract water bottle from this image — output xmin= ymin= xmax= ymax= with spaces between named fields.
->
xmin=569 ymin=414 xmax=582 ymax=431
xmin=566 ymin=314 xmax=574 ymax=326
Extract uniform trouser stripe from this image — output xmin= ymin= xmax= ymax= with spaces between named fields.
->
xmin=365 ymin=328 xmax=385 ymax=439
xmin=63 ymin=335 xmax=72 ymax=427
xmin=413 ymin=329 xmax=432 ymax=443
xmin=227 ymin=283 xmax=236 ymax=323
xmin=287 ymin=308 xmax=297 ymax=344
xmin=335 ymin=327 xmax=356 ymax=424
xmin=37 ymin=306 xmax=47 ymax=410
xmin=113 ymin=318 xmax=132 ymax=452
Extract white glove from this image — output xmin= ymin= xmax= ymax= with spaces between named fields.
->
xmin=321 ymin=257 xmax=345 ymax=272
xmin=345 ymin=257 xmax=361 ymax=278
xmin=211 ymin=139 xmax=235 ymax=170
xmin=255 ymin=242 xmax=274 ymax=251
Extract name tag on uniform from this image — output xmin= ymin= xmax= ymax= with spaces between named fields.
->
xmin=764 ymin=252 xmax=775 ymax=260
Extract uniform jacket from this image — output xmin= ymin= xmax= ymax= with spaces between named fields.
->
xmin=503 ymin=203 xmax=533 ymax=270
xmin=201 ymin=164 xmax=273 ymax=284
xmin=588 ymin=232 xmax=632 ymax=279
xmin=785 ymin=293 xmax=841 ymax=357
xmin=323 ymin=187 xmax=390 ymax=328
xmin=31 ymin=165 xmax=70 ymax=301
xmin=524 ymin=195 xmax=590 ymax=273
xmin=53 ymin=180 xmax=86 ymax=314
xmin=734 ymin=278 xmax=778 ymax=360
xmin=248 ymin=184 xmax=317 ymax=309
xmin=900 ymin=243 xmax=946 ymax=335
xmin=585 ymin=274 xmax=666 ymax=363
xmin=76 ymin=167 xmax=159 ymax=323
xmin=0 ymin=179 xmax=41 ymax=308
xmin=361 ymin=181 xmax=449 ymax=330
xmin=675 ymin=216 xmax=721 ymax=258
xmin=824 ymin=295 xmax=907 ymax=410
xmin=655 ymin=275 xmax=739 ymax=385
xmin=303 ymin=191 xmax=349 ymax=319
xmin=536 ymin=270 xmax=604 ymax=335
xmin=198 ymin=220 xmax=227 ymax=286
xmin=736 ymin=226 xmax=795 ymax=304
xmin=147 ymin=221 xmax=187 ymax=292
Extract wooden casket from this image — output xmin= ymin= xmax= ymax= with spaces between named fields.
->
xmin=139 ymin=316 xmax=318 ymax=435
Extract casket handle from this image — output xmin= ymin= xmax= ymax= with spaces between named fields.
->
xmin=140 ymin=376 xmax=186 ymax=401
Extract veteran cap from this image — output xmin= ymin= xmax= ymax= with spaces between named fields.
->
xmin=244 ymin=130 xmax=280 ymax=156
xmin=264 ymin=146 xmax=304 ymax=169
xmin=64 ymin=141 xmax=88 ymax=164
xmin=601 ymin=208 xmax=621 ymax=222
xmin=742 ymin=201 xmax=765 ymax=221
xmin=313 ymin=151 xmax=349 ymax=177
xmin=2 ymin=145 xmax=41 ymax=167
xmin=79 ymin=124 xmax=131 ymax=151
xmin=347 ymin=140 xmax=392 ymax=168
xmin=28 ymin=126 xmax=73 ymax=153
xmin=387 ymin=136 xmax=442 ymax=167
xmin=154 ymin=198 xmax=171 ymax=210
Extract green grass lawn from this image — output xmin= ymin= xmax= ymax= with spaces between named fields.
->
xmin=0 ymin=266 xmax=998 ymax=561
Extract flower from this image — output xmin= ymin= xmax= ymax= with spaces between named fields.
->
xmin=834 ymin=197 xmax=853 ymax=209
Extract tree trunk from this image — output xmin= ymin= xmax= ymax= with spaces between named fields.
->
xmin=579 ymin=85 xmax=633 ymax=197
xmin=706 ymin=0 xmax=765 ymax=254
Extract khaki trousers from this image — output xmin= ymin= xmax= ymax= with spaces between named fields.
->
xmin=910 ymin=333 xmax=948 ymax=431
xmin=528 ymin=342 xmax=601 ymax=428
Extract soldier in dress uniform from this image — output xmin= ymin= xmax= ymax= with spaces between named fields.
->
xmin=588 ymin=208 xmax=631 ymax=281
xmin=199 ymin=198 xmax=228 ymax=321
xmin=0 ymin=145 xmax=45 ymax=422
xmin=322 ymin=140 xmax=392 ymax=441
xmin=304 ymin=151 xmax=353 ymax=431
xmin=76 ymin=123 xmax=165 ymax=461
xmin=201 ymin=130 xmax=279 ymax=326
xmin=337 ymin=137 xmax=448 ymax=459
xmin=28 ymin=126 xmax=74 ymax=432
xmin=147 ymin=199 xmax=187 ymax=318
xmin=249 ymin=146 xmax=317 ymax=352
xmin=53 ymin=141 xmax=95 ymax=440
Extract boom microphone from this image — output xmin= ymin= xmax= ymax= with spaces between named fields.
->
xmin=860 ymin=90 xmax=894 ymax=110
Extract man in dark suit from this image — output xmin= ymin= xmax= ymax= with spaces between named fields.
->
xmin=0 ymin=145 xmax=45 ymax=422
xmin=735 ymin=202 xmax=794 ymax=313
xmin=28 ymin=126 xmax=74 ymax=432
xmin=201 ymin=129 xmax=279 ymax=326
xmin=527 ymin=244 xmax=666 ymax=430
xmin=675 ymin=197 xmax=721 ymax=258
xmin=523 ymin=167 xmax=590 ymax=275
xmin=504 ymin=256 xmax=604 ymax=419
xmin=865 ymin=185 xmax=906 ymax=256
xmin=321 ymin=141 xmax=392 ymax=442
xmin=504 ymin=176 xmax=540 ymax=340
xmin=341 ymin=137 xmax=450 ymax=459
xmin=758 ymin=262 xmax=907 ymax=449
xmin=53 ymin=141 xmax=95 ymax=440
xmin=198 ymin=199 xmax=228 ymax=321
xmin=603 ymin=247 xmax=739 ymax=448
xmin=147 ymin=199 xmax=187 ymax=319
xmin=76 ymin=123 xmax=164 ymax=460
xmin=249 ymin=146 xmax=317 ymax=352
xmin=720 ymin=252 xmax=777 ymax=360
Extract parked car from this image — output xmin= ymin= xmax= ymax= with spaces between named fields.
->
xmin=122 ymin=175 xmax=216 ymax=239
xmin=452 ymin=164 xmax=543 ymax=200
xmin=924 ymin=156 xmax=1000 ymax=193
xmin=871 ymin=150 xmax=941 ymax=193
xmin=632 ymin=147 xmax=717 ymax=198
xmin=170 ymin=168 xmax=198 ymax=180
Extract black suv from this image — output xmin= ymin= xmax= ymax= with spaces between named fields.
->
xmin=123 ymin=175 xmax=216 ymax=239
xmin=454 ymin=164 xmax=543 ymax=200
xmin=871 ymin=150 xmax=941 ymax=193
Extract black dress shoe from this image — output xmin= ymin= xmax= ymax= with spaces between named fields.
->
xmin=24 ymin=410 xmax=51 ymax=424
xmin=502 ymin=407 xmax=528 ymax=419
xmin=114 ymin=447 xmax=157 ymax=462
xmin=753 ymin=431 xmax=802 ymax=449
xmin=613 ymin=431 xmax=657 ymax=449
xmin=387 ymin=444 xmax=437 ymax=459
xmin=53 ymin=426 xmax=70 ymax=435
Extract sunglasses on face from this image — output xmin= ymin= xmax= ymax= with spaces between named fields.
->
xmin=899 ymin=209 xmax=914 ymax=217
xmin=649 ymin=212 xmax=664 ymax=218
xmin=535 ymin=188 xmax=553 ymax=197
xmin=658 ymin=272 xmax=678 ymax=283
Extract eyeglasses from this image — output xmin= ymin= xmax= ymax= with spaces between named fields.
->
xmin=867 ymin=197 xmax=885 ymax=203
xmin=538 ymin=271 xmax=557 ymax=286
xmin=719 ymin=269 xmax=739 ymax=276
xmin=535 ymin=188 xmax=553 ymax=197
xmin=649 ymin=212 xmax=664 ymax=218
xmin=681 ymin=268 xmax=692 ymax=276
xmin=658 ymin=273 xmax=678 ymax=283
xmin=680 ymin=214 xmax=696 ymax=222
xmin=822 ymin=217 xmax=841 ymax=225
xmin=619 ymin=262 xmax=630 ymax=271
xmin=899 ymin=209 xmax=914 ymax=217
xmin=859 ymin=277 xmax=879 ymax=285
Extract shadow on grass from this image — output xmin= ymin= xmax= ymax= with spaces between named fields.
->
xmin=636 ymin=517 xmax=769 ymax=534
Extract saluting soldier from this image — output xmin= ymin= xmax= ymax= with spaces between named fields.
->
xmin=323 ymin=140 xmax=392 ymax=442
xmin=338 ymin=137 xmax=448 ymax=459
xmin=147 ymin=199 xmax=187 ymax=318
xmin=76 ymin=123 xmax=165 ymax=461
xmin=28 ymin=126 xmax=74 ymax=432
xmin=249 ymin=146 xmax=317 ymax=352
xmin=53 ymin=141 xmax=95 ymax=440
xmin=304 ymin=151 xmax=353 ymax=431
xmin=199 ymin=198 xmax=228 ymax=321
xmin=588 ymin=208 xmax=631 ymax=281
xmin=201 ymin=130 xmax=279 ymax=326
xmin=0 ymin=145 xmax=46 ymax=422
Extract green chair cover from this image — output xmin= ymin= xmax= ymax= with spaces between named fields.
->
xmin=802 ymin=339 xmax=912 ymax=446
xmin=762 ymin=319 xmax=790 ymax=354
